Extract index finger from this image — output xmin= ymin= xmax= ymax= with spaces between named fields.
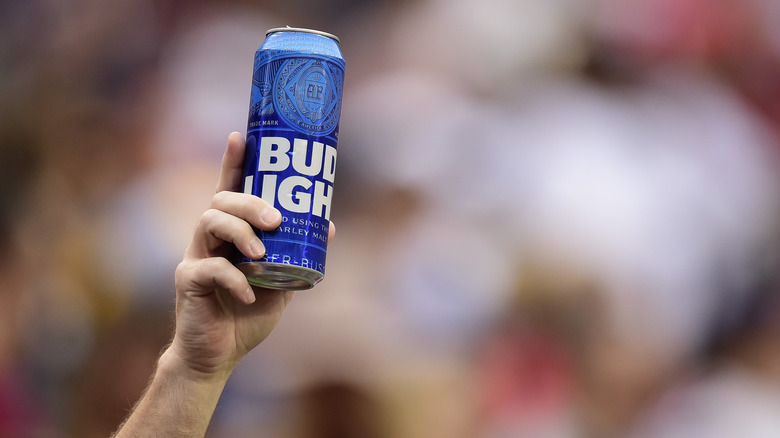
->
xmin=216 ymin=131 xmax=247 ymax=193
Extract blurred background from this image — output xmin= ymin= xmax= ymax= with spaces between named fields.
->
xmin=2 ymin=0 xmax=780 ymax=437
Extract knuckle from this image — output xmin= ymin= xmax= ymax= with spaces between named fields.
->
xmin=208 ymin=258 xmax=244 ymax=289
xmin=209 ymin=256 xmax=233 ymax=271
xmin=174 ymin=260 xmax=193 ymax=288
xmin=211 ymin=190 xmax=231 ymax=207
xmin=199 ymin=208 xmax=223 ymax=228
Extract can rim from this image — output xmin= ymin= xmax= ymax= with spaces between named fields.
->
xmin=265 ymin=26 xmax=340 ymax=43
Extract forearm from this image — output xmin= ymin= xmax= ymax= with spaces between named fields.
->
xmin=112 ymin=347 xmax=232 ymax=438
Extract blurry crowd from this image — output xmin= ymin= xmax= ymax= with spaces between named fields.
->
xmin=2 ymin=0 xmax=780 ymax=437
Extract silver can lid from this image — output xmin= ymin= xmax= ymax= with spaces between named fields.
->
xmin=265 ymin=26 xmax=340 ymax=43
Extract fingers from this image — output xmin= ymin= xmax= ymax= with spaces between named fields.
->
xmin=328 ymin=221 xmax=336 ymax=244
xmin=183 ymin=132 xmax=336 ymax=303
xmin=213 ymin=132 xmax=337 ymax=247
xmin=176 ymin=257 xmax=256 ymax=304
xmin=188 ymin=208 xmax=265 ymax=260
xmin=216 ymin=132 xmax=247 ymax=193
xmin=187 ymin=192 xmax=281 ymax=260
xmin=211 ymin=191 xmax=282 ymax=231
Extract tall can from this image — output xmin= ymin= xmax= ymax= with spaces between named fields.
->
xmin=236 ymin=27 xmax=345 ymax=290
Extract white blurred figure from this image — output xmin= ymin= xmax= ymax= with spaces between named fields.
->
xmin=153 ymin=9 xmax=276 ymax=165
xmin=509 ymin=70 xmax=779 ymax=365
xmin=388 ymin=0 xmax=590 ymax=92
xmin=631 ymin=365 xmax=780 ymax=438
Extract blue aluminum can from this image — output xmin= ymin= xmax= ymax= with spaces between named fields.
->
xmin=236 ymin=27 xmax=345 ymax=290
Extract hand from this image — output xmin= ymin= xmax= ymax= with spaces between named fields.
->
xmin=168 ymin=132 xmax=335 ymax=377
xmin=112 ymin=132 xmax=337 ymax=438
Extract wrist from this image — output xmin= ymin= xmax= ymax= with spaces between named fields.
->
xmin=158 ymin=346 xmax=236 ymax=385
xmin=113 ymin=346 xmax=234 ymax=438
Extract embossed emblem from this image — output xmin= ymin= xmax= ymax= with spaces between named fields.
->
xmin=273 ymin=58 xmax=343 ymax=136
xmin=249 ymin=80 xmax=274 ymax=117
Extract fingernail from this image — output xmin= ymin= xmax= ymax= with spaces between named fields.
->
xmin=261 ymin=208 xmax=281 ymax=225
xmin=249 ymin=237 xmax=265 ymax=258
xmin=245 ymin=286 xmax=256 ymax=304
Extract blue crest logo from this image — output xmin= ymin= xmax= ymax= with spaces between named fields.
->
xmin=273 ymin=58 xmax=343 ymax=136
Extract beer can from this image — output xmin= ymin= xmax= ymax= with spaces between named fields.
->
xmin=236 ymin=27 xmax=345 ymax=290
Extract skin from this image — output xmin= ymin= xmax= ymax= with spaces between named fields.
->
xmin=112 ymin=132 xmax=335 ymax=437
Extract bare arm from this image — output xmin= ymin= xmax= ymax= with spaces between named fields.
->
xmin=111 ymin=349 xmax=230 ymax=437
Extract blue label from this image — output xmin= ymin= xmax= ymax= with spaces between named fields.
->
xmin=239 ymin=39 xmax=344 ymax=275
xmin=239 ymin=133 xmax=335 ymax=274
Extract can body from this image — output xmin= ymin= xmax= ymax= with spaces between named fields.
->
xmin=237 ymin=28 xmax=345 ymax=290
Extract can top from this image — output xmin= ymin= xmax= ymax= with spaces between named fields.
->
xmin=266 ymin=26 xmax=340 ymax=43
